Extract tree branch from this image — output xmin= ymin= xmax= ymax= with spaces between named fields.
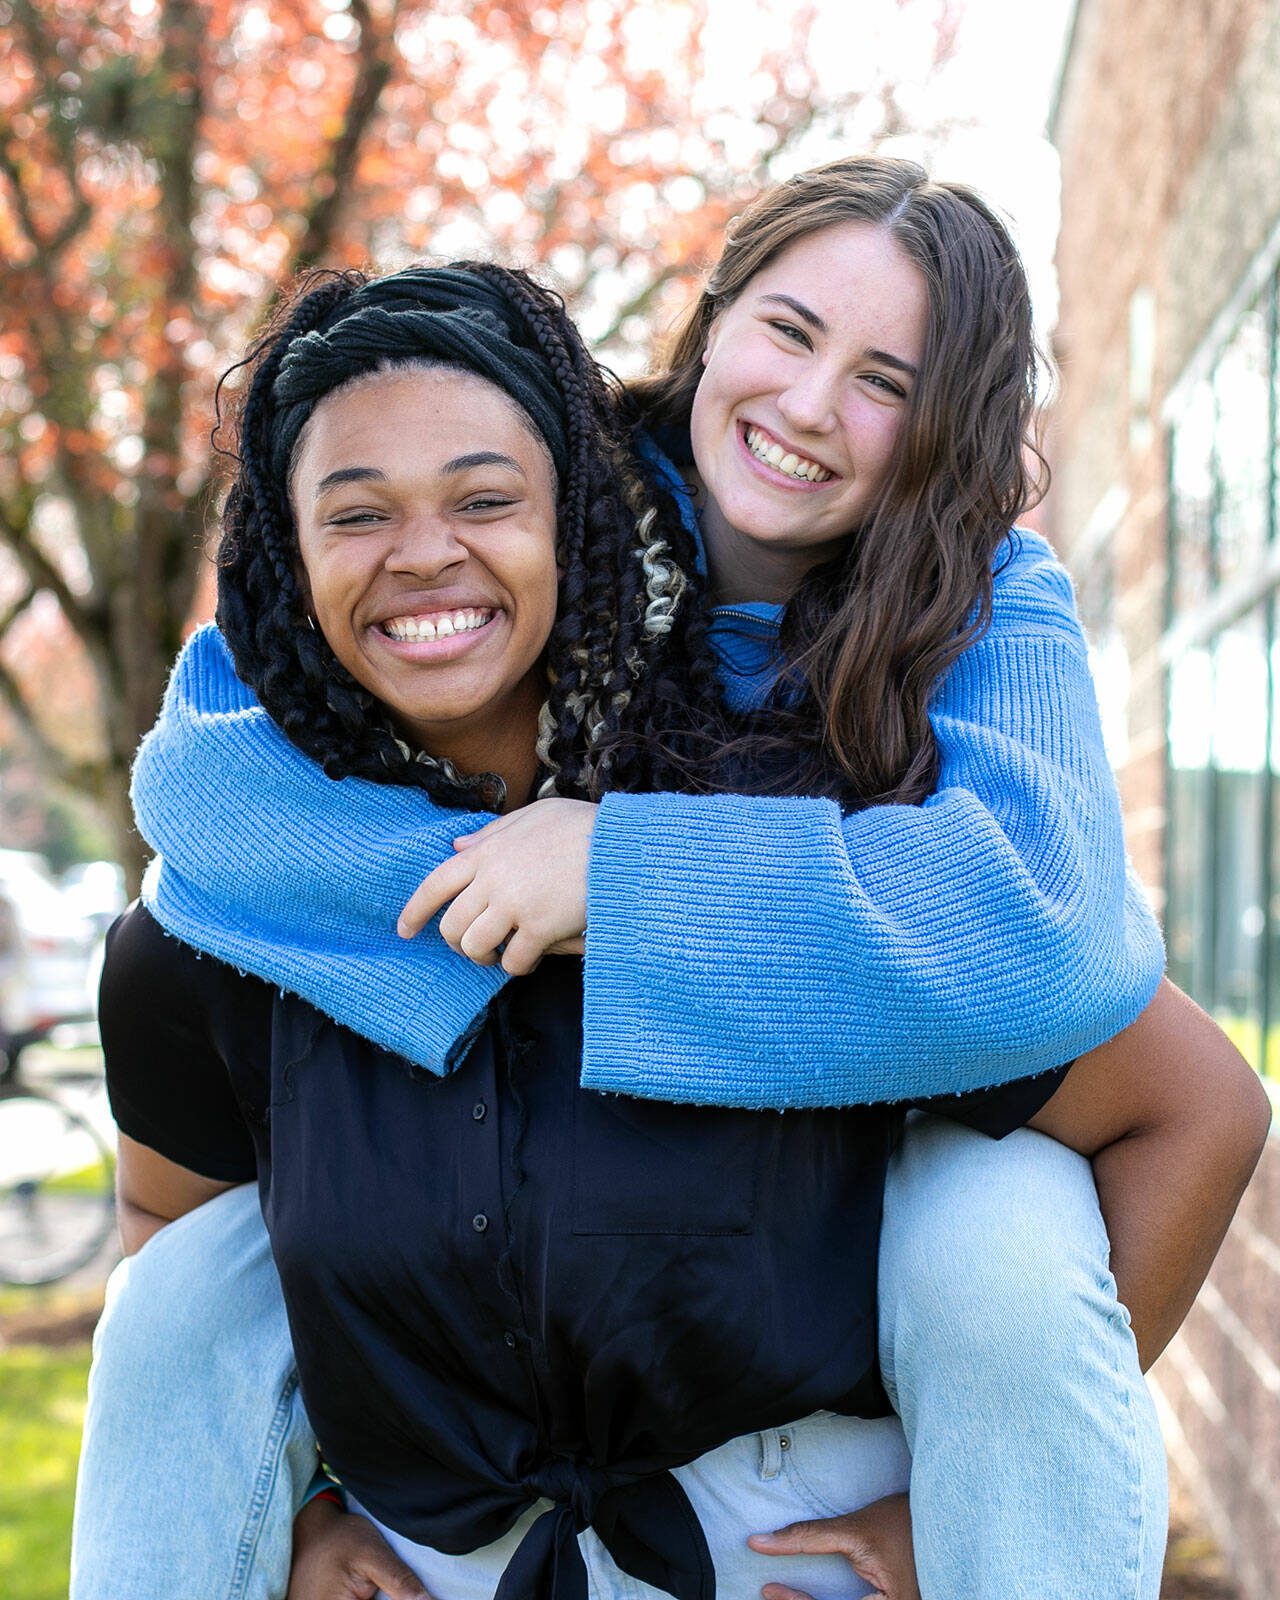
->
xmin=7 ymin=1 xmax=94 ymax=262
xmin=0 ymin=500 xmax=97 ymax=642
xmin=592 ymin=260 xmax=688 ymax=350
xmin=289 ymin=0 xmax=395 ymax=273
xmin=0 ymin=642 xmax=105 ymax=797
xmin=137 ymin=0 xmax=204 ymax=463
xmin=0 ymin=133 xmax=47 ymax=258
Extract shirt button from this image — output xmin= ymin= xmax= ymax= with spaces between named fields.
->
xmin=471 ymin=1213 xmax=489 ymax=1233
xmin=472 ymin=1101 xmax=487 ymax=1122
xmin=503 ymin=1331 xmax=518 ymax=1349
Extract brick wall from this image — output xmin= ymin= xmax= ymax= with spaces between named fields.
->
xmin=1150 ymin=1127 xmax=1280 ymax=1600
xmin=1050 ymin=0 xmax=1265 ymax=888
xmin=1051 ymin=3 xmax=1280 ymax=1591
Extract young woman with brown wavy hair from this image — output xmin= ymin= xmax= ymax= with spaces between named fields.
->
xmin=629 ymin=158 xmax=1042 ymax=808
xmin=74 ymin=160 xmax=1269 ymax=1600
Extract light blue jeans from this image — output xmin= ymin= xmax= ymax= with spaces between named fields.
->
xmin=70 ymin=1116 xmax=1168 ymax=1599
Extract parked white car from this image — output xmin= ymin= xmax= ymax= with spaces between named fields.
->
xmin=60 ymin=859 xmax=128 ymax=939
xmin=0 ymin=849 xmax=100 ymax=1035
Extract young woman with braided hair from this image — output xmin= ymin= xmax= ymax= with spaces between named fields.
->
xmin=97 ymin=261 xmax=934 ymax=1600
xmin=75 ymin=162 xmax=1268 ymax=1600
xmin=216 ymin=264 xmax=722 ymax=813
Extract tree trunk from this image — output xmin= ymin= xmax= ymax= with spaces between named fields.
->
xmin=102 ymin=761 xmax=149 ymax=902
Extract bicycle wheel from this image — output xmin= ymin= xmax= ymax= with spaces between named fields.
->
xmin=0 ymin=1083 xmax=116 ymax=1287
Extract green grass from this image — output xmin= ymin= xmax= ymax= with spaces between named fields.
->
xmin=0 ymin=1341 xmax=90 ymax=1600
xmin=41 ymin=1157 xmax=114 ymax=1197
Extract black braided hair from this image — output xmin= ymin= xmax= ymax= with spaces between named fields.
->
xmin=214 ymin=261 xmax=730 ymax=809
xmin=467 ymin=264 xmax=728 ymax=799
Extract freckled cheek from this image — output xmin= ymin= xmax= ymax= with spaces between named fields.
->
xmin=730 ymin=349 xmax=791 ymax=411
xmin=700 ymin=339 xmax=777 ymax=418
xmin=840 ymin=402 xmax=903 ymax=472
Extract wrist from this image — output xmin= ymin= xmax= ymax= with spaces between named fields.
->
xmin=293 ymin=1492 xmax=345 ymax=1549
xmin=299 ymin=1463 xmax=343 ymax=1512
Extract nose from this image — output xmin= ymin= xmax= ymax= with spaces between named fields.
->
xmin=775 ymin=361 xmax=839 ymax=437
xmin=384 ymin=512 xmax=468 ymax=579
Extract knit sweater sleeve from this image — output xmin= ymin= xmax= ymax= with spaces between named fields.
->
xmin=131 ymin=626 xmax=507 ymax=1074
xmin=579 ymin=531 xmax=1166 ymax=1108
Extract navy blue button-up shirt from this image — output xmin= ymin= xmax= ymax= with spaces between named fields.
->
xmin=102 ymin=905 xmax=1067 ymax=1600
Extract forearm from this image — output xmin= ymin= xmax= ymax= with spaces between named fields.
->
xmin=583 ymin=548 xmax=1166 ymax=1106
xmin=1029 ymin=980 xmax=1273 ymax=1370
xmin=1094 ymin=1090 xmax=1270 ymax=1368
xmin=583 ymin=789 xmax=1163 ymax=1107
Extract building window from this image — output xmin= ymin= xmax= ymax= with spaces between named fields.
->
xmin=1165 ymin=274 xmax=1278 ymax=1075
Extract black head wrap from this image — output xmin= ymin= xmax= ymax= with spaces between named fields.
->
xmin=268 ymin=266 xmax=569 ymax=487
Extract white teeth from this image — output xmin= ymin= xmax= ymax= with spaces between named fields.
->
xmin=382 ymin=608 xmax=493 ymax=642
xmin=744 ymin=426 xmax=832 ymax=483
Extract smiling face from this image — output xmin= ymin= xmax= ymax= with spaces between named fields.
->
xmin=290 ymin=366 xmax=559 ymax=785
xmin=689 ymin=220 xmax=929 ymax=603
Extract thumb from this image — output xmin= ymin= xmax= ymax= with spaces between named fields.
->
xmin=749 ymin=1515 xmax=892 ymax=1590
xmin=454 ymin=812 xmax=517 ymax=849
xmin=749 ymin=1514 xmax=869 ymax=1558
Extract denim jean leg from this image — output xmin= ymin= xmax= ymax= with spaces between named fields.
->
xmin=878 ymin=1113 xmax=1168 ymax=1600
xmin=71 ymin=1185 xmax=315 ymax=1600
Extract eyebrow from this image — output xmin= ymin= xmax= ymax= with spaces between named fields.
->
xmin=313 ymin=453 xmax=525 ymax=500
xmin=440 ymin=451 xmax=525 ymax=476
xmin=759 ymin=294 xmax=919 ymax=379
xmin=314 ymin=466 xmax=387 ymax=499
xmin=866 ymin=348 xmax=919 ymax=379
xmin=761 ymin=293 xmax=829 ymax=334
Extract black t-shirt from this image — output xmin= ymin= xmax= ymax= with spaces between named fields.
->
xmin=101 ymin=904 xmax=1068 ymax=1600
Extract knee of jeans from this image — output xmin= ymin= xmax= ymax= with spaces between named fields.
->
xmin=94 ymin=1188 xmax=287 ymax=1387
xmin=880 ymin=1125 xmax=1120 ymax=1390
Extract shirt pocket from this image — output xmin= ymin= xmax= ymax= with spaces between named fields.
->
xmin=571 ymin=1091 xmax=762 ymax=1236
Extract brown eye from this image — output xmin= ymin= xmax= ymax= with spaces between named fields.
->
xmin=328 ymin=510 xmax=383 ymax=527
xmin=460 ymin=496 xmax=517 ymax=513
xmin=768 ymin=319 xmax=812 ymax=349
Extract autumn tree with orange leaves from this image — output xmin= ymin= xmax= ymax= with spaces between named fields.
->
xmin=0 ymin=0 xmax=961 ymax=887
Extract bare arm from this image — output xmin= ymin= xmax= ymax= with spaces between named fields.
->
xmin=1029 ymin=977 xmax=1272 ymax=1369
xmin=114 ymin=1131 xmax=240 ymax=1256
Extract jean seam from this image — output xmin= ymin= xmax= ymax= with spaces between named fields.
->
xmin=779 ymin=1452 xmax=852 ymax=1521
xmin=226 ymin=1368 xmax=301 ymax=1600
xmin=1102 ymin=1293 xmax=1148 ymax=1599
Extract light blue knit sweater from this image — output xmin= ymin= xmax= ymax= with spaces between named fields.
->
xmin=133 ymin=527 xmax=1164 ymax=1107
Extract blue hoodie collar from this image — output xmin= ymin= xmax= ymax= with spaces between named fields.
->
xmin=636 ymin=430 xmax=784 ymax=628
xmin=635 ymin=431 xmax=784 ymax=711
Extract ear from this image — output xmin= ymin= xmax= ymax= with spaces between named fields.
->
xmin=701 ymin=308 xmax=727 ymax=365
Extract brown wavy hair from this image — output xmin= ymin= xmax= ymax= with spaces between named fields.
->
xmin=631 ymin=156 xmax=1048 ymax=806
